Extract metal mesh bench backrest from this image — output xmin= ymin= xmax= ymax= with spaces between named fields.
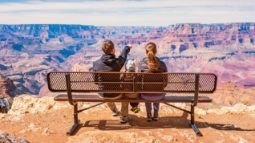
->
xmin=135 ymin=73 xmax=168 ymax=92
xmin=47 ymin=72 xmax=217 ymax=93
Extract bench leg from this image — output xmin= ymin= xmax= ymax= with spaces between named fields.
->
xmin=67 ymin=103 xmax=80 ymax=135
xmin=189 ymin=105 xmax=203 ymax=136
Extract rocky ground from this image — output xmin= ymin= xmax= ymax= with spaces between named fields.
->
xmin=0 ymin=95 xmax=255 ymax=143
xmin=0 ymin=130 xmax=29 ymax=143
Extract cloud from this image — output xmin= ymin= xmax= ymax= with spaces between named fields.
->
xmin=0 ymin=0 xmax=254 ymax=26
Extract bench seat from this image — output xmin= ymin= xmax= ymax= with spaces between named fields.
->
xmin=54 ymin=94 xmax=212 ymax=103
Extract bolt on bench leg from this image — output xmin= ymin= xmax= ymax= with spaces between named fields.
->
xmin=67 ymin=103 xmax=80 ymax=136
xmin=189 ymin=105 xmax=203 ymax=136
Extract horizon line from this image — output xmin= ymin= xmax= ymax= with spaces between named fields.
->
xmin=0 ymin=22 xmax=255 ymax=27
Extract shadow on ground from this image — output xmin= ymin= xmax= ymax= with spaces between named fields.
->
xmin=66 ymin=114 xmax=255 ymax=135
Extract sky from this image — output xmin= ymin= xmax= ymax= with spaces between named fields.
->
xmin=0 ymin=0 xmax=255 ymax=26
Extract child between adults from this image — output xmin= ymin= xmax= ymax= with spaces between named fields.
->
xmin=120 ymin=59 xmax=140 ymax=123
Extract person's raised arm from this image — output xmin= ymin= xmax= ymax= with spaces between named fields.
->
xmin=116 ymin=45 xmax=132 ymax=69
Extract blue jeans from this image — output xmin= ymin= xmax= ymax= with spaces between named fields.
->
xmin=145 ymin=102 xmax=160 ymax=118
xmin=141 ymin=94 xmax=165 ymax=118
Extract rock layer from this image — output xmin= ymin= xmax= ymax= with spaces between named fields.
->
xmin=1 ymin=23 xmax=255 ymax=94
xmin=0 ymin=75 xmax=15 ymax=113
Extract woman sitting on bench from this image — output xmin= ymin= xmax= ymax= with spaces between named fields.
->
xmin=140 ymin=42 xmax=168 ymax=122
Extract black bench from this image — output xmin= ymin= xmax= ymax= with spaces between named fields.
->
xmin=47 ymin=72 xmax=217 ymax=136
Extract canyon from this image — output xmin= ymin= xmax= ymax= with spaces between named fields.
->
xmin=0 ymin=23 xmax=255 ymax=105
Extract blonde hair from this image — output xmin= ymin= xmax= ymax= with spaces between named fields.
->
xmin=102 ymin=40 xmax=114 ymax=54
xmin=145 ymin=42 xmax=160 ymax=72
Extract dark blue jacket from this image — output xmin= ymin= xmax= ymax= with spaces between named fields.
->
xmin=93 ymin=46 xmax=130 ymax=72
xmin=92 ymin=46 xmax=130 ymax=98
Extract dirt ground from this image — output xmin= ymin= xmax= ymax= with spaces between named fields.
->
xmin=0 ymin=104 xmax=255 ymax=143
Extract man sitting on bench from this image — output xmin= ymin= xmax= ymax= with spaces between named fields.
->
xmin=92 ymin=40 xmax=132 ymax=123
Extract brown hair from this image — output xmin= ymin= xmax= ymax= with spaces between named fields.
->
xmin=102 ymin=40 xmax=114 ymax=54
xmin=145 ymin=42 xmax=160 ymax=72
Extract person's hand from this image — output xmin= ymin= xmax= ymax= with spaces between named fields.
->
xmin=127 ymin=44 xmax=132 ymax=49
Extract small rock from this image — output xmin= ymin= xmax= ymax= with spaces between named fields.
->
xmin=28 ymin=123 xmax=35 ymax=128
xmin=161 ymin=135 xmax=174 ymax=142
xmin=247 ymin=105 xmax=255 ymax=112
xmin=239 ymin=137 xmax=248 ymax=143
xmin=229 ymin=103 xmax=247 ymax=113
xmin=25 ymin=123 xmax=40 ymax=132
xmin=216 ymin=139 xmax=225 ymax=143
xmin=207 ymin=108 xmax=227 ymax=115
xmin=42 ymin=128 xmax=50 ymax=135
xmin=0 ymin=113 xmax=5 ymax=119
xmin=196 ymin=108 xmax=207 ymax=115
xmin=47 ymin=104 xmax=53 ymax=110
